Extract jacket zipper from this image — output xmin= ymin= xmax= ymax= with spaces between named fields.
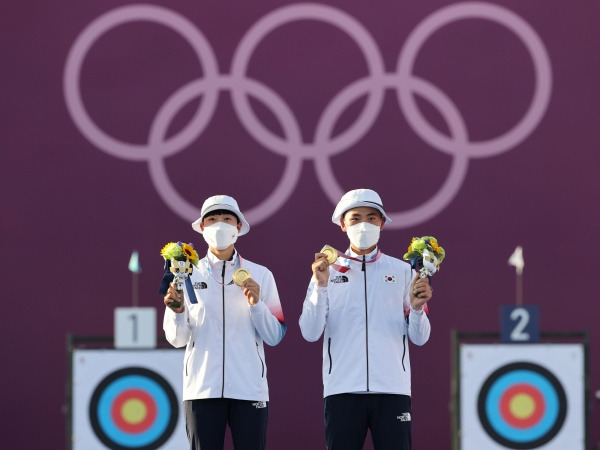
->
xmin=327 ymin=337 xmax=333 ymax=374
xmin=221 ymin=261 xmax=226 ymax=398
xmin=255 ymin=342 xmax=265 ymax=377
xmin=362 ymin=256 xmax=369 ymax=391
xmin=185 ymin=341 xmax=194 ymax=377
xmin=402 ymin=335 xmax=406 ymax=371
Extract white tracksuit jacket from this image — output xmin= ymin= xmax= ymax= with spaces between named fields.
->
xmin=164 ymin=251 xmax=286 ymax=402
xmin=299 ymin=247 xmax=430 ymax=398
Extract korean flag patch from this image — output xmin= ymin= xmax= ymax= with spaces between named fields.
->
xmin=383 ymin=275 xmax=397 ymax=283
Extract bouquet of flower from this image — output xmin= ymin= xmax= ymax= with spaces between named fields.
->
xmin=403 ymin=236 xmax=445 ymax=278
xmin=160 ymin=242 xmax=199 ymax=307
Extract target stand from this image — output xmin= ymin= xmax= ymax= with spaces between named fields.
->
xmin=66 ymin=335 xmax=187 ymax=450
xmin=451 ymin=331 xmax=589 ymax=450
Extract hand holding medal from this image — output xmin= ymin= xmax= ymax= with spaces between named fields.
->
xmin=232 ymin=268 xmax=251 ymax=286
xmin=160 ymin=242 xmax=200 ymax=309
xmin=320 ymin=245 xmax=339 ymax=265
xmin=313 ymin=244 xmax=384 ymax=286
xmin=311 ymin=246 xmax=336 ymax=287
xmin=233 ymin=268 xmax=260 ymax=305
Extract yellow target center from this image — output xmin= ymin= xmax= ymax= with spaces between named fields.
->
xmin=121 ymin=398 xmax=147 ymax=424
xmin=509 ymin=393 xmax=535 ymax=419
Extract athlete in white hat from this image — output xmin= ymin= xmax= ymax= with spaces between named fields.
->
xmin=163 ymin=195 xmax=286 ymax=450
xmin=300 ymin=188 xmax=432 ymax=450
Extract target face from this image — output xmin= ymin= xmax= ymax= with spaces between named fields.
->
xmin=89 ymin=367 xmax=179 ymax=449
xmin=477 ymin=362 xmax=567 ymax=449
xmin=459 ymin=344 xmax=584 ymax=450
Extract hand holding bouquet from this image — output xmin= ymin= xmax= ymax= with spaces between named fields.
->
xmin=160 ymin=242 xmax=199 ymax=308
xmin=403 ymin=236 xmax=445 ymax=279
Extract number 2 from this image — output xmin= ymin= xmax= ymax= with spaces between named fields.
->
xmin=510 ymin=307 xmax=530 ymax=341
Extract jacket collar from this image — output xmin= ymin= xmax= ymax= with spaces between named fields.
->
xmin=206 ymin=249 xmax=238 ymax=270
xmin=347 ymin=246 xmax=379 ymax=262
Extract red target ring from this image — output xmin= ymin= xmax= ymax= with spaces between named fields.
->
xmin=111 ymin=388 xmax=158 ymax=434
xmin=499 ymin=383 xmax=545 ymax=429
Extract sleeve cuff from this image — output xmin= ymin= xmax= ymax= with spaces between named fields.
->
xmin=410 ymin=306 xmax=424 ymax=316
xmin=249 ymin=300 xmax=267 ymax=315
xmin=165 ymin=307 xmax=187 ymax=322
xmin=308 ymin=284 xmax=328 ymax=306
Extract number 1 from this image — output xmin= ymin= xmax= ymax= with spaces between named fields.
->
xmin=128 ymin=314 xmax=138 ymax=342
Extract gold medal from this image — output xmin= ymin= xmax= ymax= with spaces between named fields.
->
xmin=320 ymin=245 xmax=338 ymax=265
xmin=232 ymin=268 xmax=251 ymax=286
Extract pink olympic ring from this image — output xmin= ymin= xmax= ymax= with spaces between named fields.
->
xmin=64 ymin=2 xmax=552 ymax=228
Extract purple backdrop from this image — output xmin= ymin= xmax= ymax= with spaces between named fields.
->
xmin=2 ymin=0 xmax=599 ymax=448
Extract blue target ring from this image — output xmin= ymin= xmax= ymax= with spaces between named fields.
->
xmin=89 ymin=367 xmax=178 ymax=450
xmin=477 ymin=362 xmax=567 ymax=449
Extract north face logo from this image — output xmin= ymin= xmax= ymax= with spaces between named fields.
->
xmin=397 ymin=413 xmax=411 ymax=422
xmin=194 ymin=282 xmax=208 ymax=289
xmin=331 ymin=276 xmax=348 ymax=283
xmin=252 ymin=401 xmax=267 ymax=409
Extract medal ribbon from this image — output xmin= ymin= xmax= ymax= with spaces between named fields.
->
xmin=329 ymin=248 xmax=382 ymax=273
xmin=204 ymin=252 xmax=244 ymax=286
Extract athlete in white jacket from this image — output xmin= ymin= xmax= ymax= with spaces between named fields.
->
xmin=163 ymin=195 xmax=286 ymax=450
xmin=299 ymin=189 xmax=432 ymax=450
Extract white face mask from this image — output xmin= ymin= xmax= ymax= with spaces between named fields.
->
xmin=202 ymin=222 xmax=239 ymax=250
xmin=346 ymin=222 xmax=380 ymax=250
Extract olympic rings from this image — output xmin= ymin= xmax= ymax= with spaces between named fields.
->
xmin=64 ymin=2 xmax=552 ymax=228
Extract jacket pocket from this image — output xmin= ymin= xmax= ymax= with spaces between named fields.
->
xmin=255 ymin=342 xmax=265 ymax=378
xmin=328 ymin=337 xmax=333 ymax=374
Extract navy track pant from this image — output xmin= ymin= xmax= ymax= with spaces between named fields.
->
xmin=184 ymin=398 xmax=268 ymax=450
xmin=324 ymin=393 xmax=412 ymax=450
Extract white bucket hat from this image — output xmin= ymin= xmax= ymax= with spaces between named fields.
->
xmin=191 ymin=195 xmax=250 ymax=236
xmin=331 ymin=188 xmax=391 ymax=224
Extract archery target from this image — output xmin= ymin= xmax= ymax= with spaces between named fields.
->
xmin=459 ymin=344 xmax=584 ymax=450
xmin=72 ymin=349 xmax=187 ymax=450
xmin=89 ymin=367 xmax=177 ymax=449
xmin=477 ymin=362 xmax=566 ymax=448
